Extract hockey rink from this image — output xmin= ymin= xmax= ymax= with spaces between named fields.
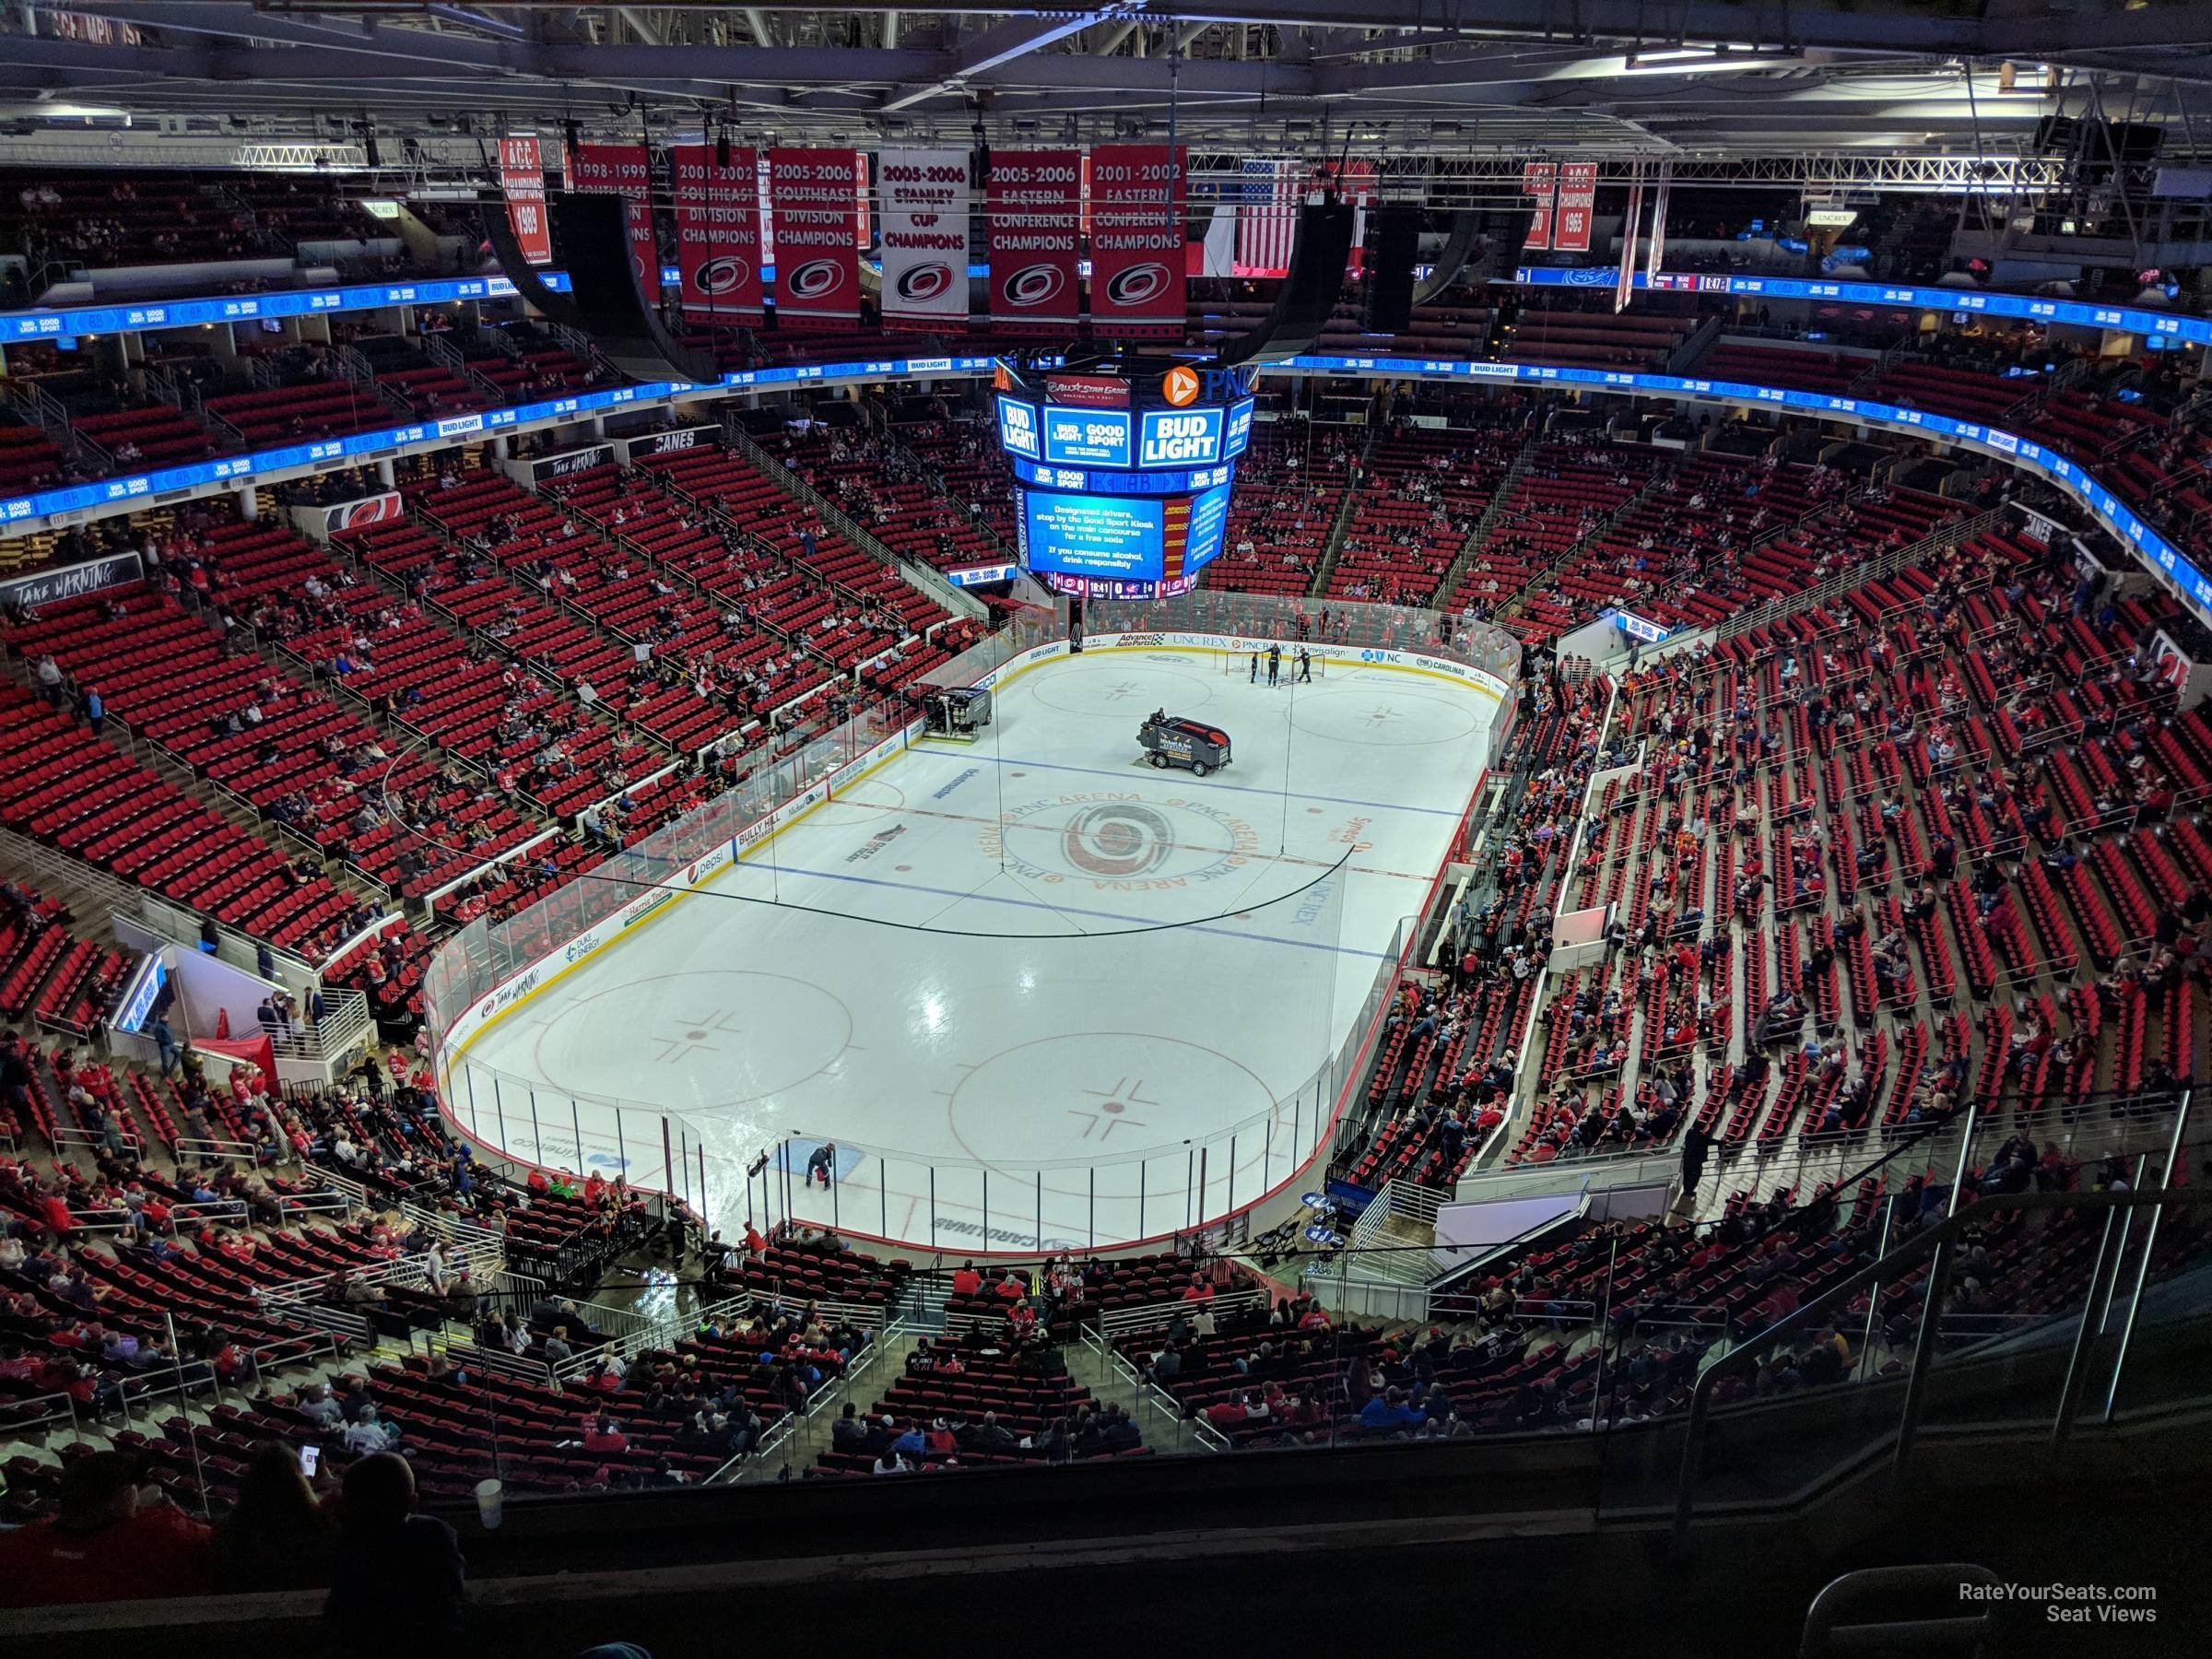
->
xmin=447 ymin=644 xmax=1502 ymax=1252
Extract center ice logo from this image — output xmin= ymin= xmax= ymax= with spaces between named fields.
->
xmin=981 ymin=792 xmax=1256 ymax=890
xmin=1061 ymin=801 xmax=1176 ymax=878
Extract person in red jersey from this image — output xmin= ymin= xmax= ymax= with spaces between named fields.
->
xmin=0 ymin=1451 xmax=213 ymax=1606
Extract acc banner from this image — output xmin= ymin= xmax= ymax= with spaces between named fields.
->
xmin=497 ymin=135 xmax=553 ymax=265
xmin=768 ymin=148 xmax=865 ymax=325
xmin=1554 ymin=161 xmax=1598 ymax=253
xmin=1088 ymin=144 xmax=1186 ymax=337
xmin=878 ymin=149 xmax=970 ymax=329
xmin=986 ymin=149 xmax=1082 ymax=326
xmin=567 ymin=143 xmax=661 ymax=300
xmin=670 ymin=143 xmax=762 ymax=319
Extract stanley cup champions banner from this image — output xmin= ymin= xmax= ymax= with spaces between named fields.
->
xmin=767 ymin=147 xmax=865 ymax=325
xmin=986 ymin=149 xmax=1082 ymax=326
xmin=877 ymin=149 xmax=971 ymax=329
xmin=670 ymin=143 xmax=763 ymax=319
xmin=1088 ymin=144 xmax=1186 ymax=337
xmin=566 ymin=142 xmax=660 ymax=300
xmin=497 ymin=135 xmax=553 ymax=265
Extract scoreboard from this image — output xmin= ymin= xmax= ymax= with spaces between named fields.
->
xmin=995 ymin=356 xmax=1255 ymax=597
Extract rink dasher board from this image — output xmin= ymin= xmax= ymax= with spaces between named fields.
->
xmin=433 ymin=632 xmax=1507 ymax=1076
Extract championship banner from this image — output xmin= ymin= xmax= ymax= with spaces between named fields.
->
xmin=987 ymin=148 xmax=1082 ymax=325
xmin=1522 ymin=162 xmax=1558 ymax=253
xmin=767 ymin=147 xmax=864 ymax=324
xmin=567 ymin=142 xmax=660 ymax=300
xmin=497 ymin=135 xmax=553 ymax=265
xmin=670 ymin=143 xmax=763 ymax=319
xmin=878 ymin=148 xmax=971 ymax=329
xmin=1088 ymin=144 xmax=1186 ymax=337
xmin=1554 ymin=160 xmax=1597 ymax=254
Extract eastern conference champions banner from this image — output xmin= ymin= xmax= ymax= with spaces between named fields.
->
xmin=768 ymin=147 xmax=865 ymax=325
xmin=878 ymin=149 xmax=970 ymax=329
xmin=670 ymin=142 xmax=763 ymax=319
xmin=497 ymin=135 xmax=553 ymax=265
xmin=1088 ymin=144 xmax=1185 ymax=337
xmin=567 ymin=142 xmax=660 ymax=300
xmin=986 ymin=148 xmax=1082 ymax=326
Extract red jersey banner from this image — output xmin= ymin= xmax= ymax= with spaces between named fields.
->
xmin=567 ymin=142 xmax=660 ymax=300
xmin=986 ymin=148 xmax=1082 ymax=326
xmin=1522 ymin=161 xmax=1558 ymax=253
xmin=1088 ymin=144 xmax=1185 ymax=337
xmin=767 ymin=147 xmax=865 ymax=325
xmin=670 ymin=143 xmax=763 ymax=319
xmin=497 ymin=135 xmax=553 ymax=265
xmin=1554 ymin=160 xmax=1598 ymax=253
xmin=877 ymin=148 xmax=970 ymax=329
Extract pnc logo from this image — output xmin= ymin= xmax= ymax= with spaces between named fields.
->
xmin=1160 ymin=364 xmax=1200 ymax=406
xmin=1104 ymin=262 xmax=1171 ymax=307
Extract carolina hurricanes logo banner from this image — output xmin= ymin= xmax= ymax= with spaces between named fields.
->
xmin=497 ymin=135 xmax=553 ymax=265
xmin=566 ymin=142 xmax=660 ymax=300
xmin=1088 ymin=144 xmax=1185 ymax=337
xmin=986 ymin=148 xmax=1081 ymax=327
xmin=670 ymin=143 xmax=762 ymax=320
xmin=878 ymin=149 xmax=970 ymax=330
xmin=768 ymin=147 xmax=864 ymax=326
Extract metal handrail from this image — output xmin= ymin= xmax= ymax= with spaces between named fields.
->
xmin=1673 ymin=1179 xmax=2212 ymax=1541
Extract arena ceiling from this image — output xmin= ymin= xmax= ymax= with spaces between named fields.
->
xmin=2 ymin=2 xmax=2208 ymax=169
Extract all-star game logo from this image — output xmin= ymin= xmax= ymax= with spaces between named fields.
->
xmin=981 ymin=792 xmax=1260 ymax=891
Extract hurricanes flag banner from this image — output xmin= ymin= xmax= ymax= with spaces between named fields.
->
xmin=986 ymin=148 xmax=1081 ymax=327
xmin=1088 ymin=144 xmax=1186 ymax=337
xmin=878 ymin=148 xmax=970 ymax=329
xmin=767 ymin=147 xmax=864 ymax=325
xmin=567 ymin=142 xmax=660 ymax=300
xmin=497 ymin=135 xmax=553 ymax=265
xmin=670 ymin=143 xmax=762 ymax=319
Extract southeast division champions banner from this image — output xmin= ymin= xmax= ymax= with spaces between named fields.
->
xmin=768 ymin=147 xmax=864 ymax=325
xmin=878 ymin=149 xmax=970 ymax=329
xmin=497 ymin=135 xmax=553 ymax=265
xmin=986 ymin=148 xmax=1081 ymax=326
xmin=567 ymin=142 xmax=661 ymax=300
xmin=671 ymin=143 xmax=762 ymax=319
xmin=1088 ymin=144 xmax=1186 ymax=337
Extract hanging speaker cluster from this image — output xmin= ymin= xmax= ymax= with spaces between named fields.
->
xmin=478 ymin=189 xmax=722 ymax=386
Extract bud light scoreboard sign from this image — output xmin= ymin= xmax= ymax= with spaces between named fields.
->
xmin=993 ymin=356 xmax=1255 ymax=596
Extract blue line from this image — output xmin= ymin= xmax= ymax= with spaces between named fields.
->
xmin=724 ymin=860 xmax=1389 ymax=961
xmin=964 ymin=748 xmax=1467 ymax=819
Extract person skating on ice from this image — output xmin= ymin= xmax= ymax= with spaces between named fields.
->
xmin=1297 ymin=647 xmax=1312 ymax=684
xmin=1267 ymin=642 xmax=1281 ymax=687
xmin=1249 ymin=651 xmax=1258 ymax=684
xmin=806 ymin=1140 xmax=838 ymax=1188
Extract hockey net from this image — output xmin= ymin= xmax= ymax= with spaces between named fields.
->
xmin=1223 ymin=643 xmax=1327 ymax=681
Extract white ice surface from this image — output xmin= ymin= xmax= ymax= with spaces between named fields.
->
xmin=449 ymin=647 xmax=1497 ymax=1252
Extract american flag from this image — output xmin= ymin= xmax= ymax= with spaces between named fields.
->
xmin=1237 ymin=157 xmax=1302 ymax=277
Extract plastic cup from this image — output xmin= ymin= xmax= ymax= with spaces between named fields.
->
xmin=474 ymin=1477 xmax=504 ymax=1529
